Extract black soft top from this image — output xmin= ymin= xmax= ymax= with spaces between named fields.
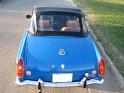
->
xmin=33 ymin=6 xmax=84 ymax=17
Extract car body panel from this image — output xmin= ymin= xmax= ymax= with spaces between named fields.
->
xmin=17 ymin=32 xmax=28 ymax=63
xmin=16 ymin=6 xmax=104 ymax=87
xmin=17 ymin=32 xmax=102 ymax=82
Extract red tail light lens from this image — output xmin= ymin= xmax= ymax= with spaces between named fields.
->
xmin=99 ymin=58 xmax=105 ymax=76
xmin=17 ymin=58 xmax=24 ymax=77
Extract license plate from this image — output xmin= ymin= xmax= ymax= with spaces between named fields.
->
xmin=52 ymin=73 xmax=73 ymax=82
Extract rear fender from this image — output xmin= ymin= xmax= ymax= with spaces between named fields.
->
xmin=16 ymin=32 xmax=28 ymax=65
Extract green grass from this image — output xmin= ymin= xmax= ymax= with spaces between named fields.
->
xmin=74 ymin=0 xmax=124 ymax=76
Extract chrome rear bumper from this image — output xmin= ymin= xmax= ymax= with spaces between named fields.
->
xmin=16 ymin=77 xmax=104 ymax=87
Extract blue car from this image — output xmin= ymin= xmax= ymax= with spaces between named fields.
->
xmin=16 ymin=6 xmax=105 ymax=89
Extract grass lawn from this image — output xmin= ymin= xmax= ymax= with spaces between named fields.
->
xmin=74 ymin=0 xmax=124 ymax=76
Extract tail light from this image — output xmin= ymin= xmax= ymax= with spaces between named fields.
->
xmin=99 ymin=58 xmax=105 ymax=76
xmin=16 ymin=58 xmax=24 ymax=77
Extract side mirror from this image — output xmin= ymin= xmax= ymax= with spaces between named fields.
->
xmin=26 ymin=15 xmax=32 ymax=19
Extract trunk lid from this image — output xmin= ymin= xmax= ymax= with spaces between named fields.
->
xmin=26 ymin=35 xmax=98 ymax=72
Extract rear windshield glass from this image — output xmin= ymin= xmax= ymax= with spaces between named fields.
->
xmin=37 ymin=15 xmax=81 ymax=32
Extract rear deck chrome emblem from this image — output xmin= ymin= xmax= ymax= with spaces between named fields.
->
xmin=59 ymin=49 xmax=65 ymax=56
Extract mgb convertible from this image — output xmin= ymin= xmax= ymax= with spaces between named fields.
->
xmin=16 ymin=6 xmax=105 ymax=91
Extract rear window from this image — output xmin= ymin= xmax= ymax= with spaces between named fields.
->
xmin=37 ymin=15 xmax=81 ymax=32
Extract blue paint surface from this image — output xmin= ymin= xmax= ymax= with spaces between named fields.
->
xmin=17 ymin=32 xmax=103 ymax=82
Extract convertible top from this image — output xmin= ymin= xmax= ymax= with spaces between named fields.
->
xmin=33 ymin=6 xmax=84 ymax=17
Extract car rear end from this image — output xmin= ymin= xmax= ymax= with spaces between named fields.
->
xmin=16 ymin=34 xmax=105 ymax=87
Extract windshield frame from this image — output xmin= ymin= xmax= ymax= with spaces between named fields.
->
xmin=35 ymin=11 xmax=84 ymax=37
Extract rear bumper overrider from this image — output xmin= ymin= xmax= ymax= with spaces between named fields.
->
xmin=15 ymin=77 xmax=104 ymax=87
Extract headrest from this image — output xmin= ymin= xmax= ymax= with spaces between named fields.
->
xmin=39 ymin=20 xmax=50 ymax=27
xmin=66 ymin=20 xmax=79 ymax=27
